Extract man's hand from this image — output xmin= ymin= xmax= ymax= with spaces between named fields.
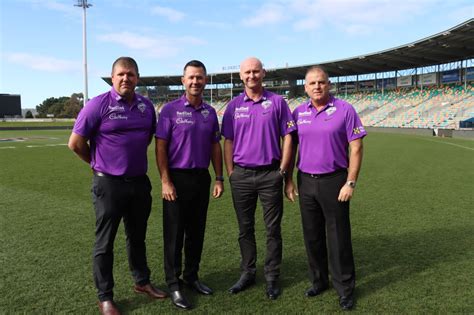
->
xmin=284 ymin=179 xmax=297 ymax=202
xmin=212 ymin=181 xmax=224 ymax=198
xmin=162 ymin=181 xmax=177 ymax=201
xmin=338 ymin=185 xmax=353 ymax=202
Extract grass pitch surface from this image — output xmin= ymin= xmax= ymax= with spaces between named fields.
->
xmin=1 ymin=130 xmax=473 ymax=313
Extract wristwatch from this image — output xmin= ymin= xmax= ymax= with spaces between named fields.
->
xmin=346 ymin=180 xmax=356 ymax=188
xmin=215 ymin=176 xmax=224 ymax=182
xmin=278 ymin=168 xmax=288 ymax=179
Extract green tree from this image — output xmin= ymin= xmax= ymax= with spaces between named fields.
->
xmin=36 ymin=93 xmax=83 ymax=118
xmin=25 ymin=110 xmax=34 ymax=118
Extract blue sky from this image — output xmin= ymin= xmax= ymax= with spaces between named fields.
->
xmin=1 ymin=0 xmax=473 ymax=109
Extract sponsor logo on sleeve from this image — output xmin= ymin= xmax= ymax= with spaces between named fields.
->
xmin=353 ymin=126 xmax=365 ymax=134
xmin=287 ymin=120 xmax=296 ymax=129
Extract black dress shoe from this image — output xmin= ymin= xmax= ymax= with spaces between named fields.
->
xmin=187 ymin=280 xmax=213 ymax=295
xmin=228 ymin=275 xmax=256 ymax=294
xmin=170 ymin=290 xmax=192 ymax=310
xmin=305 ymin=286 xmax=328 ymax=297
xmin=265 ymin=281 xmax=281 ymax=300
xmin=339 ymin=294 xmax=354 ymax=310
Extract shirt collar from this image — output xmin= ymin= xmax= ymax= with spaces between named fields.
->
xmin=111 ymin=88 xmax=139 ymax=105
xmin=306 ymin=94 xmax=335 ymax=110
xmin=243 ymin=89 xmax=268 ymax=103
xmin=181 ymin=94 xmax=207 ymax=110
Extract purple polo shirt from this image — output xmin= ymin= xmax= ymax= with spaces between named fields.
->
xmin=156 ymin=95 xmax=220 ymax=169
xmin=292 ymin=95 xmax=367 ymax=174
xmin=73 ymin=88 xmax=156 ymax=176
xmin=221 ymin=90 xmax=296 ymax=167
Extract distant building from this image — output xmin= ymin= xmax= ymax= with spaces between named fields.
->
xmin=0 ymin=94 xmax=22 ymax=118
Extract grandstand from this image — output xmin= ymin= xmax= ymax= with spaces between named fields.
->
xmin=103 ymin=19 xmax=474 ymax=131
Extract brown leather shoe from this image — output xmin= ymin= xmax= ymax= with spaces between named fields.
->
xmin=134 ymin=283 xmax=168 ymax=299
xmin=97 ymin=300 xmax=121 ymax=315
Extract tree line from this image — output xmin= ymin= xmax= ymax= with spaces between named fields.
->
xmin=31 ymin=93 xmax=84 ymax=118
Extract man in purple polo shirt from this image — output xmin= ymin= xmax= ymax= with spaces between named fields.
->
xmin=68 ymin=57 xmax=167 ymax=315
xmin=286 ymin=66 xmax=366 ymax=311
xmin=155 ymin=60 xmax=223 ymax=310
xmin=221 ymin=57 xmax=296 ymax=300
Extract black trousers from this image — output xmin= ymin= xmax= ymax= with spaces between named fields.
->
xmin=229 ymin=165 xmax=284 ymax=281
xmin=163 ymin=169 xmax=211 ymax=291
xmin=91 ymin=173 xmax=152 ymax=302
xmin=297 ymin=170 xmax=355 ymax=297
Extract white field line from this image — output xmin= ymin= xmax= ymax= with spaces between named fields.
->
xmin=419 ymin=137 xmax=474 ymax=151
xmin=0 ymin=143 xmax=67 ymax=149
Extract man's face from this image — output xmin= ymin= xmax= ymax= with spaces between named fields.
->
xmin=304 ymin=69 xmax=331 ymax=105
xmin=239 ymin=58 xmax=265 ymax=90
xmin=111 ymin=63 xmax=138 ymax=99
xmin=181 ymin=66 xmax=207 ymax=97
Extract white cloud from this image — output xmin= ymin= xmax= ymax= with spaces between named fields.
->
xmin=151 ymin=6 xmax=186 ymax=22
xmin=4 ymin=53 xmax=79 ymax=72
xmin=27 ymin=0 xmax=79 ymax=15
xmin=97 ymin=32 xmax=206 ymax=58
xmin=241 ymin=3 xmax=288 ymax=27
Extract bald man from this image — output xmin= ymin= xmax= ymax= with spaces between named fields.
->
xmin=221 ymin=57 xmax=296 ymax=300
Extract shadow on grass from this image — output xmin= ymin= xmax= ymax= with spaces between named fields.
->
xmin=354 ymin=225 xmax=473 ymax=299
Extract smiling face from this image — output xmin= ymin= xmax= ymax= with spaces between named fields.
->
xmin=111 ymin=62 xmax=138 ymax=102
xmin=239 ymin=57 xmax=265 ymax=92
xmin=304 ymin=68 xmax=331 ymax=106
xmin=182 ymin=65 xmax=207 ymax=98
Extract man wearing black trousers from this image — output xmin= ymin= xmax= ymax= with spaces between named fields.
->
xmin=286 ymin=66 xmax=366 ymax=310
xmin=155 ymin=60 xmax=224 ymax=310
xmin=69 ymin=56 xmax=167 ymax=315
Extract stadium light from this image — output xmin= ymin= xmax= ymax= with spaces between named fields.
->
xmin=75 ymin=0 xmax=92 ymax=107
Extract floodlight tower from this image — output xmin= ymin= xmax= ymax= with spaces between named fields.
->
xmin=75 ymin=0 xmax=92 ymax=107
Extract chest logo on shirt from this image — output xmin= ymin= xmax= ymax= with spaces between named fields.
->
xmin=201 ymin=109 xmax=210 ymax=119
xmin=235 ymin=106 xmax=250 ymax=119
xmin=108 ymin=105 xmax=125 ymax=112
xmin=109 ymin=113 xmax=128 ymax=120
xmin=177 ymin=111 xmax=193 ymax=117
xmin=298 ymin=110 xmax=312 ymax=117
xmin=137 ymin=103 xmax=146 ymax=113
xmin=326 ymin=107 xmax=337 ymax=116
xmin=297 ymin=119 xmax=311 ymax=125
xmin=261 ymin=100 xmax=272 ymax=110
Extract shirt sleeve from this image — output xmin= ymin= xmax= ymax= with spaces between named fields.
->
xmin=279 ymin=99 xmax=297 ymax=137
xmin=345 ymin=104 xmax=367 ymax=142
xmin=221 ymin=102 xmax=234 ymax=140
xmin=211 ymin=109 xmax=221 ymax=143
xmin=72 ymin=98 xmax=101 ymax=139
xmin=291 ymin=108 xmax=300 ymax=145
xmin=155 ymin=106 xmax=172 ymax=141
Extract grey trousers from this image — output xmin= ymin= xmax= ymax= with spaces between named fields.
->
xmin=229 ymin=165 xmax=284 ymax=281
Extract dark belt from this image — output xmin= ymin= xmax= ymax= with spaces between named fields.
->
xmin=94 ymin=171 xmax=145 ymax=182
xmin=170 ymin=168 xmax=208 ymax=175
xmin=300 ymin=168 xmax=346 ymax=178
xmin=235 ymin=160 xmax=280 ymax=171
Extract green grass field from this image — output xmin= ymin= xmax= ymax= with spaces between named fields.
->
xmin=1 ymin=130 xmax=473 ymax=313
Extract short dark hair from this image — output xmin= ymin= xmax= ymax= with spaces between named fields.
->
xmin=305 ymin=66 xmax=329 ymax=80
xmin=183 ymin=60 xmax=207 ymax=75
xmin=112 ymin=57 xmax=139 ymax=76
